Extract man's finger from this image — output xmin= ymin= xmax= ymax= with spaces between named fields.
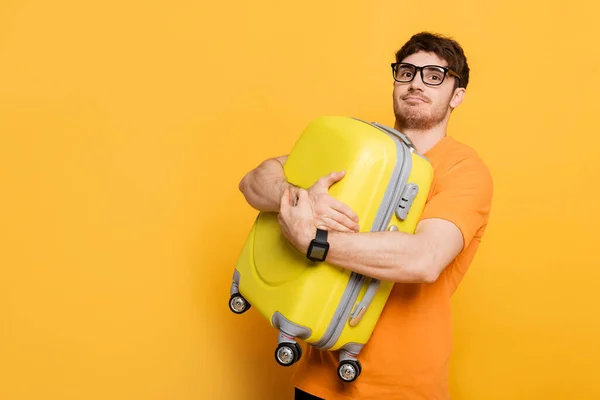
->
xmin=321 ymin=217 xmax=354 ymax=233
xmin=295 ymin=189 xmax=313 ymax=211
xmin=298 ymin=189 xmax=309 ymax=203
xmin=321 ymin=210 xmax=360 ymax=232
xmin=317 ymin=170 xmax=346 ymax=189
xmin=328 ymin=197 xmax=360 ymax=223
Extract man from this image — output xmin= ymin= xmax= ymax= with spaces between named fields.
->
xmin=238 ymin=32 xmax=494 ymax=399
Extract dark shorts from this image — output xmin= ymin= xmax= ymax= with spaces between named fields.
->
xmin=295 ymin=387 xmax=324 ymax=400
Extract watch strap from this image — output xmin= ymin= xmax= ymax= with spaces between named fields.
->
xmin=315 ymin=228 xmax=328 ymax=243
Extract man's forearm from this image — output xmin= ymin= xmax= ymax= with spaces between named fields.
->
xmin=239 ymin=158 xmax=296 ymax=212
xmin=321 ymin=230 xmax=434 ymax=283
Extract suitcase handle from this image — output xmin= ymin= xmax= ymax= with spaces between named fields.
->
xmin=371 ymin=122 xmax=417 ymax=152
xmin=348 ymin=278 xmax=381 ymax=327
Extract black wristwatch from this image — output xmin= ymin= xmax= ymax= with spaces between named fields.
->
xmin=306 ymin=228 xmax=329 ymax=262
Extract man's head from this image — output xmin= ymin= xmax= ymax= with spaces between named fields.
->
xmin=392 ymin=32 xmax=470 ymax=131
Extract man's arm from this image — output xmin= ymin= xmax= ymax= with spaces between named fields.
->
xmin=239 ymin=156 xmax=361 ymax=232
xmin=278 ymin=157 xmax=494 ymax=284
xmin=318 ymin=218 xmax=463 ymax=283
xmin=238 ymin=155 xmax=294 ymax=212
xmin=279 ymin=189 xmax=462 ymax=283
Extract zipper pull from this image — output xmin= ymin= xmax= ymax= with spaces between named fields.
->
xmin=348 ymin=279 xmax=381 ymax=327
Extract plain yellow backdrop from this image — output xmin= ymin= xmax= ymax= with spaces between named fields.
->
xmin=1 ymin=0 xmax=599 ymax=399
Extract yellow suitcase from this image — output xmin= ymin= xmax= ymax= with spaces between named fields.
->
xmin=229 ymin=116 xmax=433 ymax=382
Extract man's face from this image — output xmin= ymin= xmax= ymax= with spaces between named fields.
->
xmin=392 ymin=51 xmax=462 ymax=131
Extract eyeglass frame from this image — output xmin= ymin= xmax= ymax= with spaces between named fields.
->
xmin=391 ymin=62 xmax=462 ymax=87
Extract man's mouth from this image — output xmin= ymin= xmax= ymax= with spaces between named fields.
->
xmin=403 ymin=95 xmax=429 ymax=103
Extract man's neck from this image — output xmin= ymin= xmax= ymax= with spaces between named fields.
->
xmin=393 ymin=121 xmax=448 ymax=155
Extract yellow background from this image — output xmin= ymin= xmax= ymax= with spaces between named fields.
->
xmin=1 ymin=0 xmax=599 ymax=399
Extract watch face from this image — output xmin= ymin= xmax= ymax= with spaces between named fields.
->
xmin=310 ymin=245 xmax=326 ymax=260
xmin=308 ymin=241 xmax=329 ymax=262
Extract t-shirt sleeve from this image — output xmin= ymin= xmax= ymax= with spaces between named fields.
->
xmin=419 ymin=157 xmax=494 ymax=250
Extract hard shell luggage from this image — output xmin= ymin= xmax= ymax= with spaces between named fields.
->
xmin=229 ymin=115 xmax=434 ymax=382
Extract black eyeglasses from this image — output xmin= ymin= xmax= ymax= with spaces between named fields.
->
xmin=391 ymin=62 xmax=461 ymax=86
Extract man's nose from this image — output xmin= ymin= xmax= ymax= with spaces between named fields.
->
xmin=408 ymin=71 xmax=426 ymax=90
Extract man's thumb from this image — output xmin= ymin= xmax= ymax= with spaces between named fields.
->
xmin=321 ymin=170 xmax=345 ymax=187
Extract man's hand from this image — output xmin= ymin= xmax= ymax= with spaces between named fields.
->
xmin=278 ymin=187 xmax=316 ymax=253
xmin=239 ymin=154 xmax=359 ymax=233
xmin=306 ymin=171 xmax=360 ymax=233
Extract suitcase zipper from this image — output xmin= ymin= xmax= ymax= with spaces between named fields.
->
xmin=313 ymin=272 xmax=365 ymax=349
xmin=345 ymin=121 xmax=414 ymax=328
xmin=312 ymin=120 xmax=412 ymax=349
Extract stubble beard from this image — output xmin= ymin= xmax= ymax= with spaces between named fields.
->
xmin=394 ymin=96 xmax=452 ymax=131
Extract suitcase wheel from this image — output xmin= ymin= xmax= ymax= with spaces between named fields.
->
xmin=337 ymin=359 xmax=362 ymax=383
xmin=229 ymin=293 xmax=251 ymax=314
xmin=275 ymin=342 xmax=302 ymax=367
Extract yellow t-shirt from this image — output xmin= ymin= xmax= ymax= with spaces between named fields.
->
xmin=291 ymin=136 xmax=494 ymax=399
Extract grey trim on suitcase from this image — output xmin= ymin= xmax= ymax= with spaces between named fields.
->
xmin=343 ymin=343 xmax=364 ymax=355
xmin=230 ymin=269 xmax=241 ymax=296
xmin=367 ymin=123 xmax=413 ymax=235
xmin=311 ymin=119 xmax=414 ymax=351
xmin=311 ymin=272 xmax=366 ymax=349
xmin=371 ymin=121 xmax=417 ymax=152
xmin=348 ymin=278 xmax=381 ymax=326
xmin=272 ymin=311 xmax=312 ymax=339
xmin=340 ymin=343 xmax=364 ymax=358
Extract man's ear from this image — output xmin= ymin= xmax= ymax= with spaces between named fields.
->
xmin=450 ymin=87 xmax=466 ymax=109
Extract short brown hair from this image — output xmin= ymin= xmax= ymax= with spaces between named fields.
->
xmin=395 ymin=32 xmax=470 ymax=89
